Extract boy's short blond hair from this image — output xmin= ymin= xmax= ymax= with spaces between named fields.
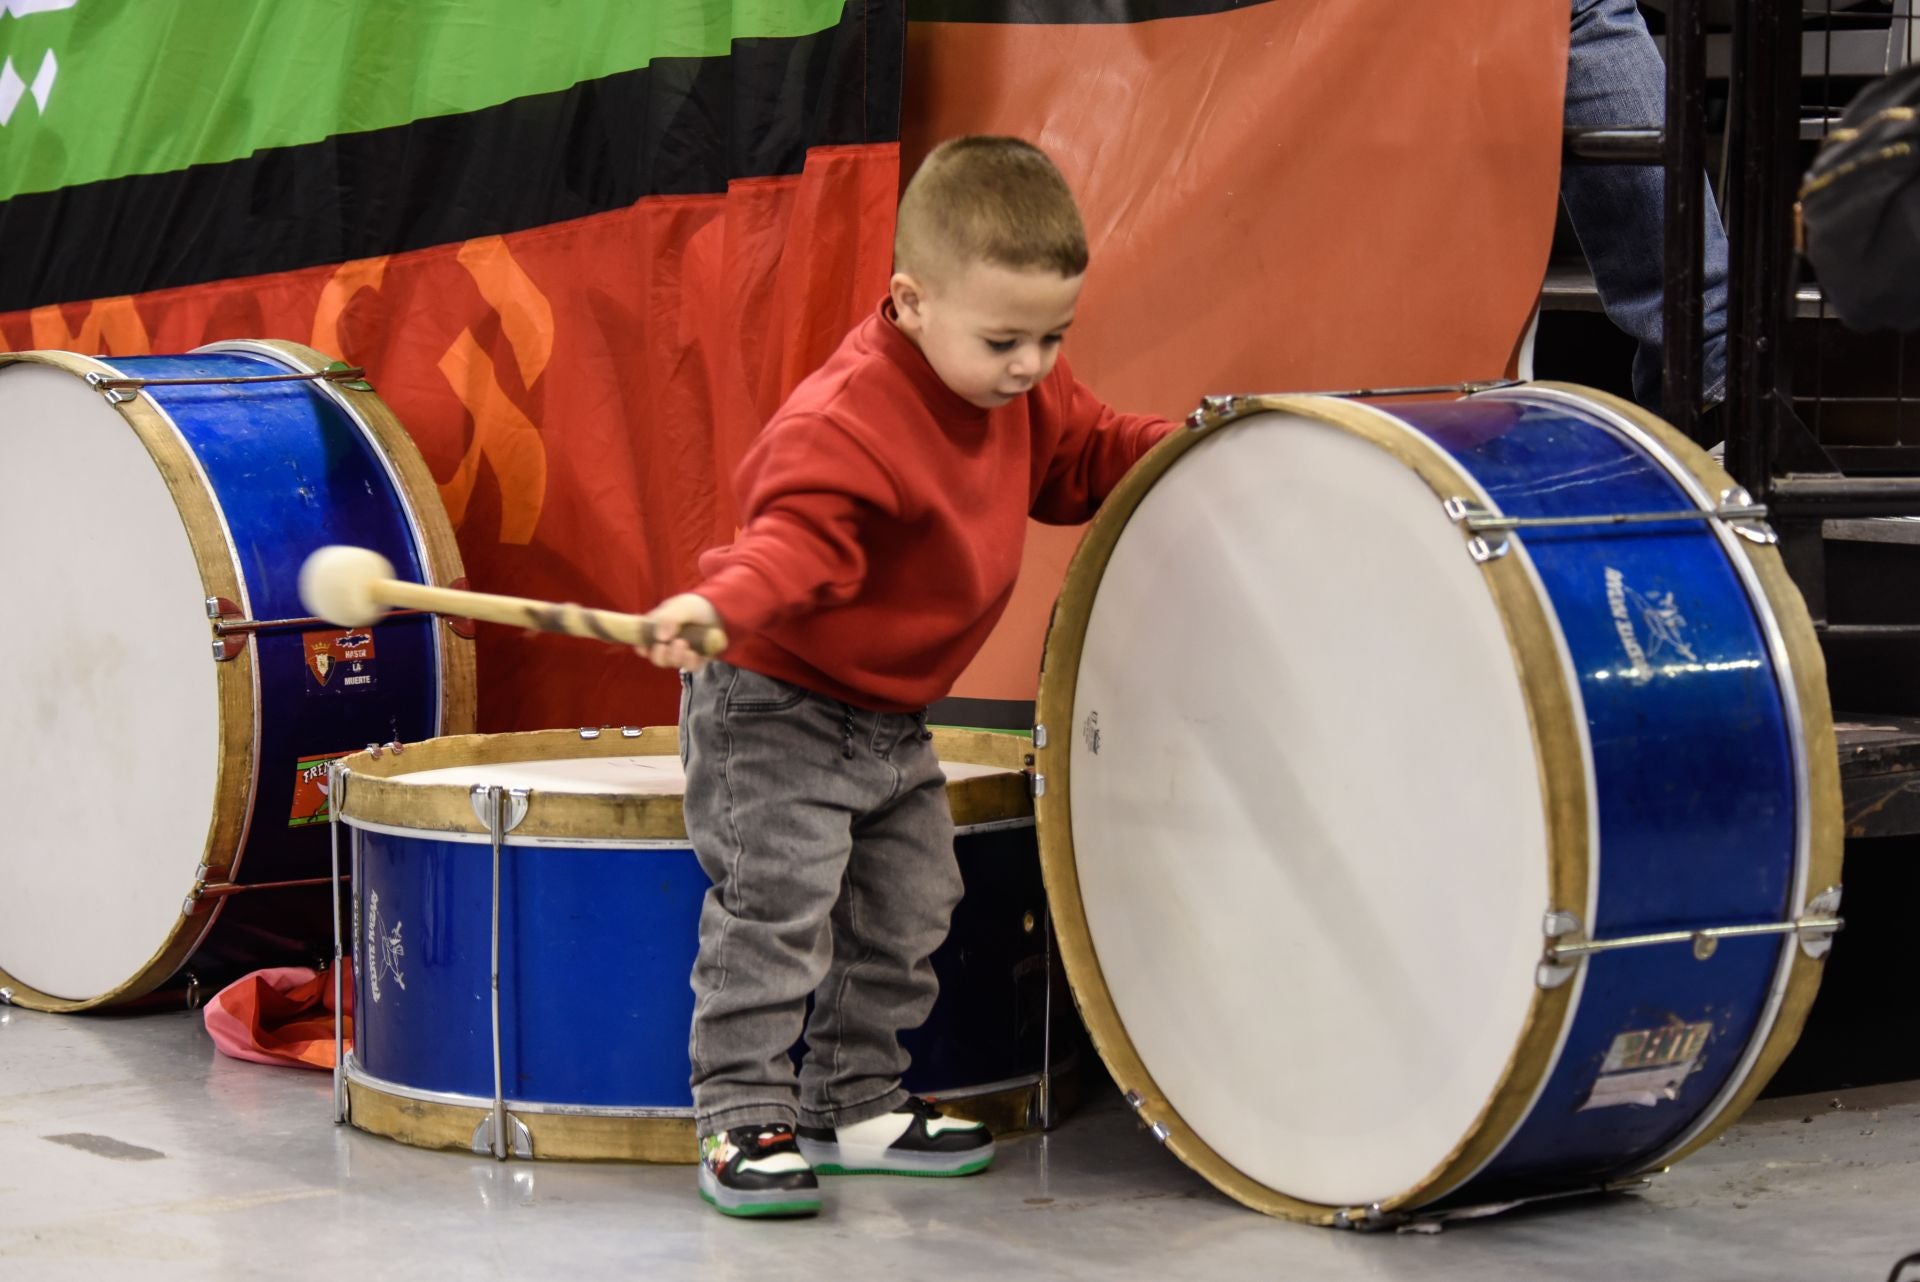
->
xmin=895 ymin=136 xmax=1089 ymax=283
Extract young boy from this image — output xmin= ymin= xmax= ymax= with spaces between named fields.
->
xmin=640 ymin=135 xmax=1176 ymax=1218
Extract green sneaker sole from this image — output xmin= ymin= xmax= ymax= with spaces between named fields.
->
xmin=813 ymin=1155 xmax=994 ymax=1178
xmin=698 ymin=1189 xmax=822 ymax=1218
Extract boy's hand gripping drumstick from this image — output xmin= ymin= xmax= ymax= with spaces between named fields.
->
xmin=297 ymin=545 xmax=729 ymax=655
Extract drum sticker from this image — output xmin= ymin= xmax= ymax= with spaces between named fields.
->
xmin=303 ymin=628 xmax=378 ymax=694
xmin=365 ymin=891 xmax=407 ymax=1003
xmin=1603 ymin=568 xmax=1697 ymax=683
xmin=289 ymin=751 xmax=355 ymax=827
xmin=1579 ymin=1018 xmax=1713 ymax=1111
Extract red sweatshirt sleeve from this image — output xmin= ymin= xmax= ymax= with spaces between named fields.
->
xmin=694 ymin=414 xmax=904 ymax=635
xmin=1029 ymin=360 xmax=1178 ymax=526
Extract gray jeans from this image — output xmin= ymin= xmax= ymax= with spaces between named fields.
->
xmin=680 ymin=661 xmax=961 ymax=1137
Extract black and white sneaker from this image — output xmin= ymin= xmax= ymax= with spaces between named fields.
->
xmin=797 ymin=1095 xmax=994 ymax=1176
xmin=697 ymin=1123 xmax=822 ymax=1218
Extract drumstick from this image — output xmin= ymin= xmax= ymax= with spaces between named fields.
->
xmin=297 ymin=545 xmax=729 ymax=656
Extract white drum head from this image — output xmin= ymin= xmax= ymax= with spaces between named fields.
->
xmin=0 ymin=364 xmax=223 ymax=1002
xmin=1064 ymin=410 xmax=1554 ymax=1205
xmin=390 ymin=754 xmax=690 ymax=796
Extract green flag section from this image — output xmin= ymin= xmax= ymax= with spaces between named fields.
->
xmin=906 ymin=1 xmax=1259 ymax=19
xmin=0 ymin=0 xmax=848 ymax=202
xmin=0 ymin=1 xmax=899 ymax=311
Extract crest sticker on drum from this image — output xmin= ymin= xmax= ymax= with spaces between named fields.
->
xmin=290 ymin=751 xmax=354 ymax=828
xmin=304 ymin=628 xmax=379 ymax=692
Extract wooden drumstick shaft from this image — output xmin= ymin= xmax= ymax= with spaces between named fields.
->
xmin=374 ymin=578 xmax=729 ymax=655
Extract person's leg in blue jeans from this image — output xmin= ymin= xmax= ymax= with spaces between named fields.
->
xmin=1563 ymin=0 xmax=1729 ymax=415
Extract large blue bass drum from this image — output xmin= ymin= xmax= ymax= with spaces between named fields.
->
xmin=1033 ymin=382 xmax=1843 ymax=1224
xmin=0 ymin=342 xmax=473 ymax=1012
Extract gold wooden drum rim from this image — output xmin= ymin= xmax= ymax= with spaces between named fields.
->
xmin=344 ymin=1070 xmax=1068 ymax=1164
xmin=0 ymin=346 xmax=472 ymax=1012
xmin=0 ymin=350 xmax=255 ymax=1012
xmin=334 ymin=726 xmax=1034 ymax=840
xmin=1035 ymin=384 xmax=1843 ymax=1221
xmin=1033 ymin=391 xmax=1595 ymax=1223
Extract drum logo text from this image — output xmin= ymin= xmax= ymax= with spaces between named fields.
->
xmin=1604 ymin=567 xmax=1697 ymax=682
xmin=365 ymin=891 xmax=407 ymax=1002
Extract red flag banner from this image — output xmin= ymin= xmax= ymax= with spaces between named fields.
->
xmin=1 ymin=2 xmax=903 ymax=732
xmin=904 ymin=0 xmax=1568 ymax=724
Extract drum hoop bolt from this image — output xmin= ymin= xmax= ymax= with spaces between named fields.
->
xmin=1333 ymin=1203 xmax=1394 ymax=1232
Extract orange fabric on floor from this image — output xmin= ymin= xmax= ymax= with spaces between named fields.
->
xmin=204 ymin=962 xmax=353 ymax=1071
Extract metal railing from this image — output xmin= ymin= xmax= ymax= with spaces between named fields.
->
xmin=1556 ymin=1 xmax=1918 ymax=636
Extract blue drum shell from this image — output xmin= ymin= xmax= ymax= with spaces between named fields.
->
xmin=349 ymin=814 xmax=1058 ymax=1112
xmin=115 ymin=349 xmax=449 ymax=891
xmin=1406 ymin=389 xmax=1802 ymax=1200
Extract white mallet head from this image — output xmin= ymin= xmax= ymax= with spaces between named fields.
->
xmin=299 ymin=545 xmax=397 ymax=627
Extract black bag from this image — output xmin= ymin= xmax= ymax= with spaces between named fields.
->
xmin=1800 ymin=62 xmax=1920 ymax=334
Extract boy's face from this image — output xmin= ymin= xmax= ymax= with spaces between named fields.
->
xmin=890 ymin=261 xmax=1084 ymax=410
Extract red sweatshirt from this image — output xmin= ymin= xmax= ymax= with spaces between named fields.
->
xmin=694 ymin=301 xmax=1177 ymax=712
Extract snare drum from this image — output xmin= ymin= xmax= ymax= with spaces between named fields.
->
xmin=333 ymin=727 xmax=1070 ymax=1162
xmin=1033 ymin=383 xmax=1842 ymax=1223
xmin=0 ymin=342 xmax=473 ymax=1011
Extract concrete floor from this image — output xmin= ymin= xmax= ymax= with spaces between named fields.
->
xmin=3 ymin=1007 xmax=1919 ymax=1281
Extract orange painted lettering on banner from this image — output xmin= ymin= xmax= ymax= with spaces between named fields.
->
xmin=437 ymin=327 xmax=548 ymax=545
xmin=456 ymin=237 xmax=554 ymax=389
xmin=310 ymin=257 xmax=390 ymax=360
xmin=29 ymin=296 xmax=151 ymax=355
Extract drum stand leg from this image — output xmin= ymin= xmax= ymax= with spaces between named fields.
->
xmin=1040 ymin=905 xmax=1056 ymax=1132
xmin=329 ymin=764 xmax=350 ymax=1126
xmin=470 ymin=784 xmax=531 ymax=1161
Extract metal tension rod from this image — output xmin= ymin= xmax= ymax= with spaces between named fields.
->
xmin=1442 ymin=496 xmax=1769 ymax=531
xmin=86 ymin=367 xmax=367 ymax=390
xmin=1460 ymin=506 xmax=1769 ymax=531
xmin=1545 ymin=915 xmax=1845 ymax=963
